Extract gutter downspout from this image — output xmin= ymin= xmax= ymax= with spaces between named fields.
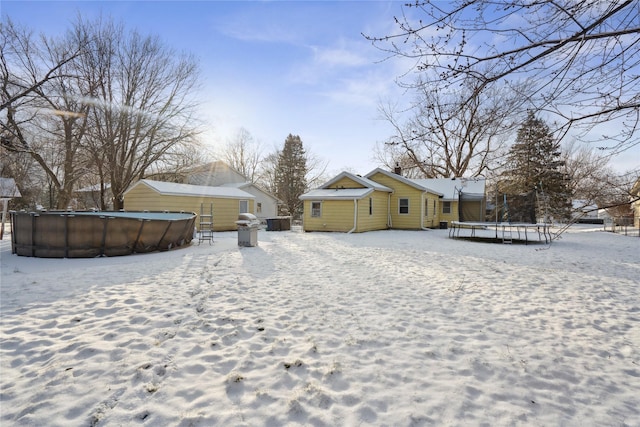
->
xmin=387 ymin=192 xmax=392 ymax=228
xmin=421 ymin=191 xmax=430 ymax=231
xmin=348 ymin=198 xmax=358 ymax=234
xmin=347 ymin=199 xmax=358 ymax=234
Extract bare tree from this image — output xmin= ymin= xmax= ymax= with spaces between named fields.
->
xmin=378 ymin=78 xmax=518 ymax=178
xmin=0 ymin=19 xmax=81 ymax=112
xmin=221 ymin=127 xmax=264 ymax=182
xmin=1 ymin=18 xmax=88 ymax=209
xmin=2 ymin=16 xmax=203 ymax=210
xmin=366 ymin=1 xmax=640 ymax=153
xmin=562 ymin=140 xmax=613 ymax=206
xmin=73 ymin=16 xmax=202 ymax=210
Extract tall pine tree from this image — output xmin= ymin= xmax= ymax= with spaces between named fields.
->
xmin=500 ymin=113 xmax=571 ymax=222
xmin=275 ymin=134 xmax=308 ymax=219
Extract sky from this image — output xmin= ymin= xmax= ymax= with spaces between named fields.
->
xmin=2 ymin=1 xmax=638 ymax=177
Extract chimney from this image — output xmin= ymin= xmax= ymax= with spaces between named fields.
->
xmin=394 ymin=163 xmax=402 ymax=176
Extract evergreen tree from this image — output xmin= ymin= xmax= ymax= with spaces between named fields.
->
xmin=500 ymin=112 xmax=571 ymax=222
xmin=275 ymin=134 xmax=308 ymax=219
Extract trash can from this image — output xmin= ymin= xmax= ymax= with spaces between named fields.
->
xmin=235 ymin=213 xmax=259 ymax=247
xmin=266 ymin=216 xmax=291 ymax=231
xmin=439 ymin=221 xmax=448 ymax=229
xmin=278 ymin=216 xmax=291 ymax=231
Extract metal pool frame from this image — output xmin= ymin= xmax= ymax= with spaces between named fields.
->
xmin=10 ymin=210 xmax=197 ymax=258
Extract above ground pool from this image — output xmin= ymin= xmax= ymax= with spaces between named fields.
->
xmin=10 ymin=210 xmax=197 ymax=258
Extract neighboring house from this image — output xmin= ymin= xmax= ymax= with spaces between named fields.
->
xmin=299 ymin=172 xmax=393 ymax=233
xmin=1 ymin=177 xmax=22 ymax=240
xmin=74 ymin=183 xmax=113 ymax=210
xmin=182 ymin=161 xmax=280 ymax=221
xmin=123 ymin=179 xmax=255 ymax=231
xmin=300 ymin=168 xmax=487 ymax=233
xmin=632 ymin=178 xmax=640 ymax=228
xmin=571 ymin=200 xmax=602 ymax=224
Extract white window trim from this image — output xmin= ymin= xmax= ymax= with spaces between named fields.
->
xmin=399 ymin=198 xmax=409 ymax=215
xmin=311 ymin=201 xmax=322 ymax=218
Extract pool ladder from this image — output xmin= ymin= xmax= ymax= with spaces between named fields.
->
xmin=198 ymin=203 xmax=214 ymax=244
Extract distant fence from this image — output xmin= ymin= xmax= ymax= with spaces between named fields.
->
xmin=605 ymin=217 xmax=639 ymax=237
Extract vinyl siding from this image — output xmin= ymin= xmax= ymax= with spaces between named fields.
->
xmin=303 ymin=199 xmax=356 ymax=232
xmin=124 ymin=185 xmax=253 ymax=231
xmin=439 ymin=200 xmax=459 ymax=226
xmin=328 ymin=176 xmax=366 ymax=189
xmin=355 ymin=191 xmax=389 ymax=232
xmin=423 ymin=193 xmax=441 ymax=228
xmin=368 ymin=172 xmax=424 ymax=229
xmin=302 ymin=189 xmax=389 ymax=233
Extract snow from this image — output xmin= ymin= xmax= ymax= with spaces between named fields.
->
xmin=1 ymin=226 xmax=639 ymax=426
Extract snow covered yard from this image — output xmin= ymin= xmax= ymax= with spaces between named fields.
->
xmin=1 ymin=227 xmax=638 ymax=426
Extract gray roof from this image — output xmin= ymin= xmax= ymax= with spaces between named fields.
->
xmin=300 ymin=171 xmax=392 ymax=201
xmin=0 ymin=177 xmax=21 ymax=198
xmin=322 ymin=171 xmax=393 ymax=192
xmin=412 ymin=178 xmax=485 ymax=200
xmin=126 ymin=179 xmax=255 ymax=199
xmin=365 ymin=168 xmax=444 ymax=195
xmin=299 ymin=187 xmax=375 ymax=201
xmin=220 ymin=182 xmax=282 ymax=202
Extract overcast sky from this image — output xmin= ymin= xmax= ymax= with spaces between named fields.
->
xmin=3 ymin=1 xmax=638 ymax=177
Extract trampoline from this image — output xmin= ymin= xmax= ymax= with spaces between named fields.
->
xmin=448 ymin=221 xmax=552 ymax=245
xmin=10 ymin=210 xmax=196 ymax=258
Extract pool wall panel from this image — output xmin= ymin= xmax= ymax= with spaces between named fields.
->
xmin=10 ymin=211 xmax=196 ymax=258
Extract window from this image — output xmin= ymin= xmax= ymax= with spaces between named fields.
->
xmin=239 ymin=200 xmax=249 ymax=213
xmin=311 ymin=201 xmax=322 ymax=217
xmin=256 ymin=202 xmax=262 ymax=214
xmin=424 ymin=198 xmax=429 ymax=217
xmin=399 ymin=198 xmax=409 ymax=214
xmin=442 ymin=201 xmax=451 ymax=214
xmin=369 ymin=197 xmax=373 ymax=215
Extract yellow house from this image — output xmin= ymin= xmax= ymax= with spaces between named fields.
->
xmin=411 ymin=177 xmax=487 ymax=224
xmin=299 ymin=172 xmax=392 ymax=233
xmin=123 ymin=179 xmax=254 ymax=231
xmin=365 ymin=168 xmax=444 ymax=230
xmin=632 ymin=178 xmax=640 ymax=228
xmin=300 ymin=169 xmax=487 ymax=233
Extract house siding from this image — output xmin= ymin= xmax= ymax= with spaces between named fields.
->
xmin=303 ymin=199 xmax=356 ymax=232
xmin=632 ymin=179 xmax=640 ymax=229
xmin=368 ymin=172 xmax=424 ymax=229
xmin=424 ymin=193 xmax=440 ymax=228
xmin=302 ymin=190 xmax=389 ymax=233
xmin=355 ymin=191 xmax=389 ymax=232
xmin=184 ymin=162 xmax=279 ymax=220
xmin=124 ymin=184 xmax=253 ymax=231
xmin=328 ymin=176 xmax=366 ymax=189
xmin=239 ymin=186 xmax=278 ymax=220
xmin=439 ymin=200 xmax=459 ymax=226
